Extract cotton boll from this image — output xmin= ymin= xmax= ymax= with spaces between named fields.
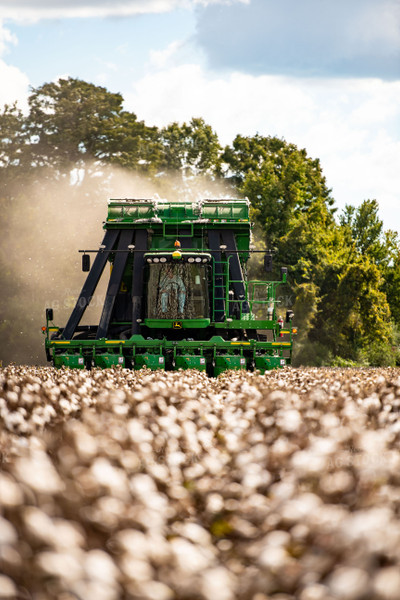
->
xmin=276 ymin=408 xmax=302 ymax=433
xmin=0 ymin=575 xmax=17 ymax=598
xmin=90 ymin=457 xmax=129 ymax=499
xmin=132 ymin=580 xmax=174 ymax=600
xmin=291 ymin=449 xmax=328 ymax=477
xmin=206 ymin=493 xmax=224 ymax=513
xmin=84 ymin=549 xmax=119 ymax=585
xmin=119 ymin=555 xmax=154 ymax=582
xmin=175 ymin=522 xmax=212 ymax=546
xmin=0 ymin=473 xmax=24 ymax=506
xmin=0 ymin=518 xmax=17 ymax=547
xmin=37 ymin=550 xmax=85 ymax=582
xmin=263 ymin=530 xmax=291 ymax=547
xmin=14 ymin=449 xmax=64 ymax=494
xmin=258 ymin=545 xmax=290 ymax=570
xmin=170 ymin=538 xmax=214 ymax=574
xmin=201 ymin=566 xmax=236 ymax=600
xmin=327 ymin=567 xmax=369 ymax=600
xmin=320 ymin=471 xmax=354 ymax=496
xmin=299 ymin=583 xmax=333 ymax=600
xmin=373 ymin=567 xmax=400 ymax=600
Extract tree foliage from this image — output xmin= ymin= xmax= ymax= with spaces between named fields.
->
xmin=223 ymin=134 xmax=335 ymax=244
xmin=27 ymin=78 xmax=161 ymax=175
xmin=221 ymin=136 xmax=398 ymax=365
xmin=1 ymin=76 xmax=398 ymax=366
xmin=0 ymin=103 xmax=30 ymax=196
xmin=159 ymin=118 xmax=221 ymax=177
xmin=340 ymin=199 xmax=388 ymax=263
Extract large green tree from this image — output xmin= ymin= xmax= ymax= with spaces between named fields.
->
xmin=222 ymin=134 xmax=335 ymax=244
xmin=159 ymin=118 xmax=221 ymax=176
xmin=339 ymin=199 xmax=388 ymax=264
xmin=152 ymin=117 xmax=223 ymax=199
xmin=0 ymin=77 xmax=162 ymax=197
xmin=26 ymin=77 xmax=159 ymax=175
xmin=340 ymin=200 xmax=400 ymax=341
xmin=0 ymin=103 xmax=30 ymax=197
xmin=222 ymin=135 xmax=396 ymax=365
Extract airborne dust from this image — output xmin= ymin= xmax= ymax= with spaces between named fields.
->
xmin=0 ymin=167 xmax=234 ymax=365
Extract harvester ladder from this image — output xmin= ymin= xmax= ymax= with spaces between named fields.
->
xmin=208 ymin=230 xmax=226 ymax=322
xmin=208 ymin=229 xmax=249 ymax=322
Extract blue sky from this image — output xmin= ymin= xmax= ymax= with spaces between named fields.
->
xmin=7 ymin=10 xmax=197 ymax=89
xmin=0 ymin=0 xmax=399 ymax=232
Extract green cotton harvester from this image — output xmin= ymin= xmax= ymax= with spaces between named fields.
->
xmin=43 ymin=198 xmax=296 ymax=374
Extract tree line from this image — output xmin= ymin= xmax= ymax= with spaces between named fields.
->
xmin=1 ymin=77 xmax=399 ymax=365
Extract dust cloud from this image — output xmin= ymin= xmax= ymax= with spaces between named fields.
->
xmin=0 ymin=165 xmax=235 ymax=365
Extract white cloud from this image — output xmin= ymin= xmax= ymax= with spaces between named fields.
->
xmin=0 ymin=0 xmax=234 ymax=22
xmin=124 ymin=61 xmax=400 ymax=231
xmin=0 ymin=59 xmax=30 ymax=109
xmin=150 ymin=40 xmax=185 ymax=69
xmin=0 ymin=22 xmax=29 ymax=108
xmin=0 ymin=20 xmax=17 ymax=56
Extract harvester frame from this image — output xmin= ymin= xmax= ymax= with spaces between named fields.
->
xmin=43 ymin=198 xmax=296 ymax=375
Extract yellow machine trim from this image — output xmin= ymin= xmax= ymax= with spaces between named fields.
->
xmin=231 ymin=342 xmax=250 ymax=345
xmin=105 ymin=340 xmax=125 ymax=344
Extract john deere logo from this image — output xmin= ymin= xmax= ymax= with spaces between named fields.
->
xmin=173 ymin=321 xmax=182 ymax=329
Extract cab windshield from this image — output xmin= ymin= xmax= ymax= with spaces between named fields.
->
xmin=146 ymin=263 xmax=209 ymax=319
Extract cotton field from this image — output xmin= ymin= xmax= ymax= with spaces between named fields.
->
xmin=2 ymin=366 xmax=400 ymax=600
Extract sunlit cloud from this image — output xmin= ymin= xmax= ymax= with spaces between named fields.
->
xmin=0 ymin=0 xmax=239 ymax=22
xmin=125 ymin=61 xmax=400 ymax=228
xmin=0 ymin=22 xmax=29 ymax=108
xmin=0 ymin=20 xmax=17 ymax=56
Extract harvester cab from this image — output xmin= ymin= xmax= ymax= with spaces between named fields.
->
xmin=44 ymin=198 xmax=296 ymax=374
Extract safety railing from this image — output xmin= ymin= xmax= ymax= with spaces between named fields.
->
xmin=212 ymin=256 xmax=282 ymax=322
